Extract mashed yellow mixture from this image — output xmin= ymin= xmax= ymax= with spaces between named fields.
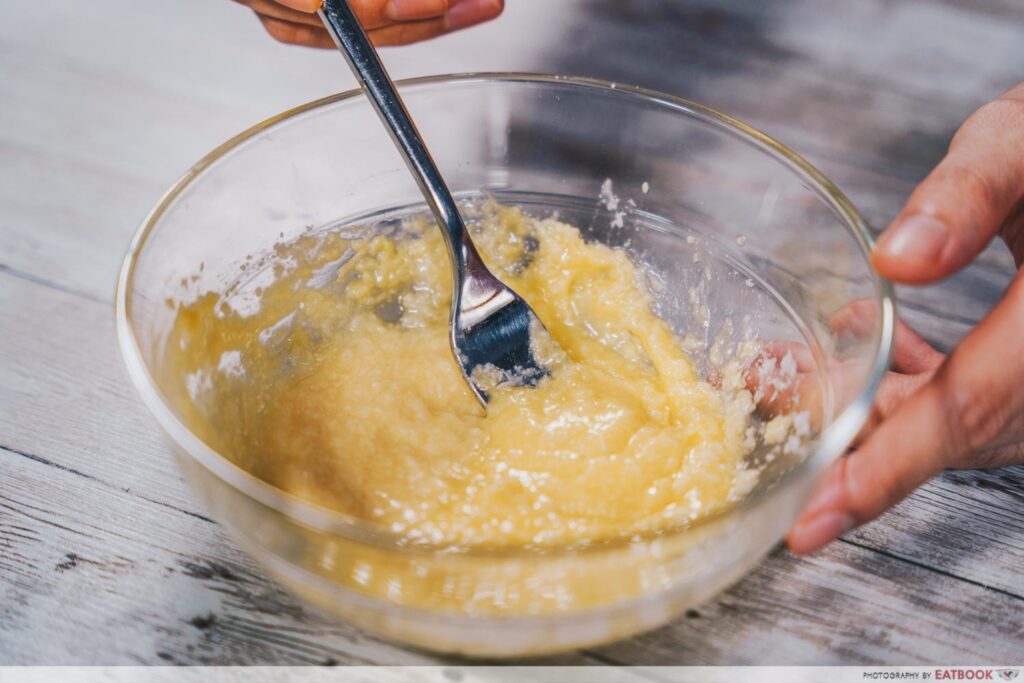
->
xmin=166 ymin=205 xmax=756 ymax=548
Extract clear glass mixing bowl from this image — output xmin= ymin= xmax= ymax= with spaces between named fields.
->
xmin=116 ymin=74 xmax=893 ymax=657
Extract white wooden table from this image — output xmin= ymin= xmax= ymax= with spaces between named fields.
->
xmin=2 ymin=0 xmax=1022 ymax=665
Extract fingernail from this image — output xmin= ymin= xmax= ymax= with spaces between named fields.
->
xmin=444 ymin=0 xmax=501 ymax=30
xmin=875 ymin=215 xmax=949 ymax=264
xmin=789 ymin=512 xmax=855 ymax=554
xmin=385 ymin=0 xmax=448 ymax=21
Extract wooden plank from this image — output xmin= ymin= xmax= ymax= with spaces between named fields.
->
xmin=3 ymin=437 xmax=1021 ymax=666
xmin=1 ymin=448 xmax=426 ymax=665
xmin=929 ymin=0 xmax=1024 ymax=19
xmin=551 ymin=0 xmax=1024 ymax=160
xmin=0 ymin=2 xmax=331 ymax=302
xmin=0 ymin=270 xmax=192 ymax=512
xmin=3 ymin=0 xmax=1023 ymax=666
xmin=545 ymin=0 xmax=1024 ymax=291
xmin=0 ymin=263 xmax=1012 ymax=588
xmin=0 ymin=0 xmax=572 ymax=302
xmin=4 ymin=0 xmax=1018 ymax=342
xmin=0 ymin=448 xmax=602 ymax=665
xmin=592 ymin=538 xmax=1023 ymax=665
xmin=546 ymin=0 xmax=1024 ymax=275
xmin=2 ymin=269 xmax=1022 ymax=663
xmin=847 ymin=466 xmax=1024 ymax=598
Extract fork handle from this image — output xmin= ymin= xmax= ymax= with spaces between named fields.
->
xmin=318 ymin=0 xmax=475 ymax=280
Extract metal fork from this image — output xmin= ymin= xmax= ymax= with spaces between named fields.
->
xmin=318 ymin=0 xmax=550 ymax=406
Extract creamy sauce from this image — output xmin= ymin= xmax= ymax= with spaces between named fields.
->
xmin=165 ymin=204 xmax=758 ymax=548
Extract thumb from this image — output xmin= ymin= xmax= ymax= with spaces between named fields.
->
xmin=275 ymin=0 xmax=322 ymax=10
xmin=788 ymin=271 xmax=1024 ymax=554
xmin=873 ymin=84 xmax=1024 ymax=284
xmin=785 ymin=377 xmax=951 ymax=555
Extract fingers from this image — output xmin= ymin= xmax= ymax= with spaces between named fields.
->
xmin=347 ymin=0 xmax=445 ymax=28
xmin=786 ymin=376 xmax=954 ymax=554
xmin=851 ymin=370 xmax=934 ymax=447
xmin=275 ymin=0 xmax=322 ymax=10
xmin=366 ymin=0 xmax=503 ymax=44
xmin=438 ymin=0 xmax=504 ymax=30
xmin=873 ymin=83 xmax=1024 ymax=284
xmin=889 ymin=319 xmax=944 ymax=375
xmin=829 ymin=299 xmax=943 ymax=374
xmin=745 ymin=302 xmax=943 ymax=436
xmin=829 ymin=300 xmax=942 ymax=444
xmin=367 ymin=16 xmax=449 ymax=47
xmin=239 ymin=0 xmax=502 ymax=47
xmin=744 ymin=340 xmax=820 ymax=418
xmin=788 ymin=272 xmax=1024 ymax=554
xmin=237 ymin=0 xmax=323 ymax=25
xmin=259 ymin=16 xmax=336 ymax=48
xmin=381 ymin=0 xmax=451 ymax=21
xmin=242 ymin=0 xmax=440 ymax=27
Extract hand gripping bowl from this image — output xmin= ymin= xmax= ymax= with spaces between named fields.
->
xmin=116 ymin=74 xmax=894 ymax=657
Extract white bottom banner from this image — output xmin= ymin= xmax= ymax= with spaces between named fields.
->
xmin=3 ymin=667 xmax=1021 ymax=683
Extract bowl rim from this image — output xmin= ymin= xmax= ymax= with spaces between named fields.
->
xmin=115 ymin=72 xmax=895 ymax=556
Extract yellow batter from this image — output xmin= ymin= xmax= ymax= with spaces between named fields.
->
xmin=166 ymin=204 xmax=756 ymax=548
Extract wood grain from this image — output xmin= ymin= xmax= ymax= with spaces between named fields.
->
xmin=0 ymin=449 xmax=459 ymax=666
xmin=594 ymin=539 xmax=1023 ymax=665
xmin=1 ymin=0 xmax=1022 ymax=666
xmin=0 ymin=0 xmax=576 ymax=303
xmin=2 ymin=237 xmax=1022 ymax=664
xmin=546 ymin=0 xmax=1024 ymax=352
xmin=3 ymin=378 xmax=1021 ymax=665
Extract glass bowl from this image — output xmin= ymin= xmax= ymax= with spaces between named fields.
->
xmin=116 ymin=73 xmax=893 ymax=657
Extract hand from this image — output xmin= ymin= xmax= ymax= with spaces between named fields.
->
xmin=233 ymin=0 xmax=504 ymax=48
xmin=787 ymin=82 xmax=1024 ymax=554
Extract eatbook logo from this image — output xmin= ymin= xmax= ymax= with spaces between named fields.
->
xmin=934 ymin=671 xmax=1019 ymax=680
